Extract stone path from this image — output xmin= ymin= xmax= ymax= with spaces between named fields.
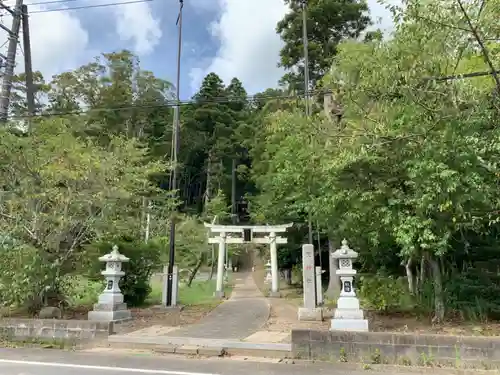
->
xmin=164 ymin=273 xmax=270 ymax=339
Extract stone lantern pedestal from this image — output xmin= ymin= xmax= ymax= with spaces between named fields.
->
xmin=330 ymin=239 xmax=368 ymax=332
xmin=88 ymin=245 xmax=132 ymax=322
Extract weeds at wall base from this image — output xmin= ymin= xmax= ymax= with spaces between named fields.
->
xmin=0 ymin=335 xmax=78 ymax=350
xmin=303 ymin=348 xmax=500 ymax=372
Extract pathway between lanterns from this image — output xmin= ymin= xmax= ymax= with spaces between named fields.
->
xmin=114 ymin=273 xmax=271 ymax=341
xmin=169 ymin=273 xmax=270 ymax=339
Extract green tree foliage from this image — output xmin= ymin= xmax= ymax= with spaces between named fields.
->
xmin=253 ymin=0 xmax=500 ymax=321
xmin=7 ymin=0 xmax=500 ymax=324
xmin=179 ymin=73 xmax=250 ymax=211
xmin=0 ymin=118 xmax=167 ymax=307
xmin=276 ymin=0 xmax=370 ymax=90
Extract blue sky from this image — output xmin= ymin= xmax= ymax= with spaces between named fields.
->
xmin=4 ymin=0 xmax=396 ymax=99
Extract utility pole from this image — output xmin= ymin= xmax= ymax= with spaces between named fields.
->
xmin=0 ymin=0 xmax=23 ymax=122
xmin=21 ymin=4 xmax=35 ymax=119
xmin=302 ymin=0 xmax=310 ymax=118
xmin=301 ymin=0 xmax=313 ymax=244
xmin=231 ymin=159 xmax=237 ymax=224
xmin=166 ymin=0 xmax=183 ymax=307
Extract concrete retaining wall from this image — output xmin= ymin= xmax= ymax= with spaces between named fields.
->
xmin=291 ymin=329 xmax=500 ymax=367
xmin=0 ymin=319 xmax=113 ymax=341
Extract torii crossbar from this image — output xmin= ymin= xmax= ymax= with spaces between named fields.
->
xmin=204 ymin=223 xmax=293 ymax=298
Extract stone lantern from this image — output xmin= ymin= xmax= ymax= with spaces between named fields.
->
xmin=88 ymin=245 xmax=132 ymax=322
xmin=264 ymin=260 xmax=272 ymax=284
xmin=330 ymin=239 xmax=368 ymax=331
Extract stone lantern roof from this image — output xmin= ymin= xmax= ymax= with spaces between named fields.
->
xmin=98 ymin=245 xmax=130 ymax=263
xmin=332 ymin=239 xmax=358 ymax=259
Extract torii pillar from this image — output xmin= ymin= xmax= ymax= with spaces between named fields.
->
xmin=269 ymin=231 xmax=280 ymax=298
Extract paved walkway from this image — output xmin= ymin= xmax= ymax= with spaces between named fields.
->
xmin=165 ymin=273 xmax=270 ymax=339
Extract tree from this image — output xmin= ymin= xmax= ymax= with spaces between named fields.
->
xmin=46 ymin=51 xmax=173 ymax=142
xmin=276 ymin=0 xmax=370 ymax=90
xmin=317 ymin=0 xmax=500 ymax=320
xmin=250 ymin=0 xmax=500 ymax=321
xmin=180 ymin=73 xmax=244 ymax=212
xmin=0 ymin=117 xmax=168 ymax=306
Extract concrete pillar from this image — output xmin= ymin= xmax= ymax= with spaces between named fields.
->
xmin=171 ymin=265 xmax=179 ymax=306
xmin=215 ymin=232 xmax=226 ymax=298
xmin=269 ymin=231 xmax=280 ymax=297
xmin=161 ymin=264 xmax=168 ymax=306
xmin=162 ymin=264 xmax=179 ymax=307
xmin=315 ymin=266 xmax=323 ymax=306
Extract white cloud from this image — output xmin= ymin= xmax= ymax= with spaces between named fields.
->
xmin=1 ymin=0 xmax=161 ymax=82
xmin=112 ymin=1 xmax=162 ymax=55
xmin=190 ymin=0 xmax=397 ymax=94
xmin=0 ymin=3 xmax=91 ymax=80
xmin=190 ymin=0 xmax=287 ymax=94
xmin=26 ymin=7 xmax=91 ymax=79
xmin=188 ymin=0 xmax=220 ymax=13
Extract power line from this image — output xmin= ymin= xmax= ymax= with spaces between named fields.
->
xmin=26 ymin=0 xmax=87 ymax=6
xmin=28 ymin=0 xmax=153 ymax=13
xmin=7 ymin=89 xmax=328 ymax=120
xmin=6 ymin=65 xmax=500 ymax=120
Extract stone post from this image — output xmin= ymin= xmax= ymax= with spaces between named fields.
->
xmin=214 ymin=232 xmax=226 ymax=298
xmin=315 ymin=266 xmax=323 ymax=306
xmin=88 ymin=245 xmax=132 ymax=322
xmin=172 ymin=265 xmax=179 ymax=306
xmin=161 ymin=264 xmax=168 ymax=306
xmin=298 ymin=244 xmax=323 ymax=321
xmin=269 ymin=231 xmax=280 ymax=297
xmin=264 ymin=260 xmax=272 ymax=283
xmin=162 ymin=264 xmax=179 ymax=307
xmin=330 ymin=239 xmax=368 ymax=331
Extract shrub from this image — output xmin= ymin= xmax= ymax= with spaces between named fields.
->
xmin=444 ymin=268 xmax=500 ymax=321
xmin=0 ymin=237 xmax=54 ymax=309
xmin=86 ymin=238 xmax=162 ymax=307
xmin=358 ymin=274 xmax=413 ymax=312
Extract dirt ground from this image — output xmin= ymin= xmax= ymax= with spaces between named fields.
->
xmin=114 ymin=305 xmax=219 ymax=334
xmin=253 ymin=267 xmax=329 ymax=333
xmin=1 ymin=304 xmax=218 ymax=335
xmin=252 ymin=267 xmax=500 ymax=337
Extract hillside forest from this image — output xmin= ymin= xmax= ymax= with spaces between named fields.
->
xmin=1 ymin=0 xmax=500 ymax=323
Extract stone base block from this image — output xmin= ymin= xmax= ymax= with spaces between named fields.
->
xmin=151 ymin=304 xmax=184 ymax=312
xmin=88 ymin=309 xmax=132 ymax=322
xmin=98 ymin=292 xmax=124 ymax=305
xmin=213 ymin=290 xmax=225 ymax=299
xmin=268 ymin=291 xmax=281 ymax=298
xmin=334 ymin=308 xmax=364 ymax=319
xmin=330 ymin=318 xmax=369 ymax=332
xmin=337 ymin=296 xmax=360 ymax=310
xmin=298 ymin=307 xmax=323 ymax=321
xmin=93 ymin=303 xmax=127 ymax=311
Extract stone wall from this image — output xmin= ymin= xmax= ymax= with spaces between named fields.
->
xmin=292 ymin=329 xmax=500 ymax=367
xmin=0 ymin=319 xmax=113 ymax=342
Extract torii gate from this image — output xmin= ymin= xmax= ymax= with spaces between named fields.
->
xmin=204 ymin=223 xmax=293 ymax=298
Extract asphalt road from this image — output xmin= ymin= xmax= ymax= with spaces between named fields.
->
xmin=0 ymin=348 xmax=426 ymax=375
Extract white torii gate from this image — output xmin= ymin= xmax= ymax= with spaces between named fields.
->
xmin=204 ymin=223 xmax=293 ymax=298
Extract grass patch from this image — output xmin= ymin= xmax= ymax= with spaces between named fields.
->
xmin=147 ymin=275 xmax=233 ymax=306
xmin=65 ymin=276 xmax=104 ymax=307
xmin=179 ymin=280 xmax=232 ymax=305
xmin=2 ymin=273 xmax=233 ymax=316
